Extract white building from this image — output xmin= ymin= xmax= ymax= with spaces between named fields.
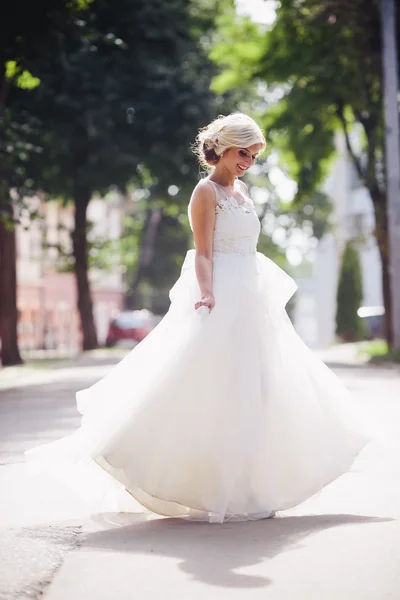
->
xmin=294 ymin=132 xmax=383 ymax=348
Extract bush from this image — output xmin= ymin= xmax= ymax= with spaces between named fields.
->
xmin=335 ymin=241 xmax=364 ymax=341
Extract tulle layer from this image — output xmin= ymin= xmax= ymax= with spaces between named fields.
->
xmin=26 ymin=250 xmax=371 ymax=523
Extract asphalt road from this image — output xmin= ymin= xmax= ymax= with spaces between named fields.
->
xmin=0 ymin=354 xmax=399 ymax=600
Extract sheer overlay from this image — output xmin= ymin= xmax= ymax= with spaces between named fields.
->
xmin=26 ymin=178 xmax=372 ymax=523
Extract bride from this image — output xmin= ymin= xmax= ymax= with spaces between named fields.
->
xmin=26 ymin=113 xmax=371 ymax=523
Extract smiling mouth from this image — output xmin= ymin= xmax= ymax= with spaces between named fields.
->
xmin=237 ymin=165 xmax=247 ymax=172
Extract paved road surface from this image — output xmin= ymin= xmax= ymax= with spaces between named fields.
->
xmin=0 ymin=353 xmax=399 ymax=599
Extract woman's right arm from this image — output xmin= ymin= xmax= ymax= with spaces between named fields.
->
xmin=189 ymin=181 xmax=216 ymax=311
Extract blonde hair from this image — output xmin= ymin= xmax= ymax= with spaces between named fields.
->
xmin=193 ymin=112 xmax=266 ymax=170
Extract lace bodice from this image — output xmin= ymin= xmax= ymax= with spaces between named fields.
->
xmin=189 ymin=178 xmax=260 ymax=256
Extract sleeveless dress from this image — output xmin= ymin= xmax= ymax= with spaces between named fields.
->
xmin=26 ymin=178 xmax=371 ymax=523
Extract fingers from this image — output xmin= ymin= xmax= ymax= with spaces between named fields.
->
xmin=194 ymin=301 xmax=213 ymax=310
xmin=194 ymin=294 xmax=215 ymax=311
xmin=195 ymin=302 xmax=207 ymax=310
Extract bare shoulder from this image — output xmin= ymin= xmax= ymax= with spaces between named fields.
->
xmin=238 ymin=179 xmax=254 ymax=206
xmin=238 ymin=179 xmax=249 ymax=195
xmin=189 ymin=179 xmax=216 ymax=215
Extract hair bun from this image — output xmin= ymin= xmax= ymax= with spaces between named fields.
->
xmin=203 ymin=136 xmax=216 ymax=151
xmin=203 ymin=145 xmax=219 ymax=166
xmin=192 ymin=112 xmax=266 ymax=171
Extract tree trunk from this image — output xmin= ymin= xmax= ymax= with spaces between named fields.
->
xmin=374 ymin=200 xmax=393 ymax=347
xmin=379 ymin=249 xmax=393 ymax=347
xmin=125 ymin=206 xmax=162 ymax=310
xmin=0 ymin=69 xmax=22 ymax=366
xmin=0 ymin=198 xmax=23 ymax=366
xmin=340 ymin=107 xmax=393 ymax=348
xmin=381 ymin=0 xmax=400 ymax=351
xmin=72 ymin=184 xmax=98 ymax=350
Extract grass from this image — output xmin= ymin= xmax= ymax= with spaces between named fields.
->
xmin=358 ymin=339 xmax=400 ymax=364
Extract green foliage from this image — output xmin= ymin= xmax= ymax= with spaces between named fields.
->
xmin=0 ymin=0 xmax=97 ymax=218
xmin=335 ymin=242 xmax=364 ymax=341
xmin=120 ymin=183 xmax=192 ymax=313
xmin=5 ymin=62 xmax=40 ymax=89
xmin=359 ymin=340 xmax=400 ymax=364
xmin=0 ymin=0 xmax=93 ymax=77
xmin=44 ymin=218 xmax=122 ymax=274
xmin=209 ymin=0 xmax=400 ymax=343
xmin=243 ymin=159 xmax=333 ymax=271
xmin=210 ymin=3 xmax=264 ymax=91
xmin=210 ymin=0 xmax=384 ymax=204
xmin=143 ymin=213 xmax=190 ymax=314
xmin=3 ymin=0 xmax=229 ymax=314
xmin=6 ymin=0 xmax=224 ymax=206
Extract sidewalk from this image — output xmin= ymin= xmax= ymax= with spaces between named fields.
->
xmin=0 ymin=348 xmax=130 ymax=391
xmin=0 ymin=343 xmax=364 ymax=392
xmin=0 ymin=342 xmax=393 ymax=392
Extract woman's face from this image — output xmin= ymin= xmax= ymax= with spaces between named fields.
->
xmin=219 ymin=143 xmax=264 ymax=177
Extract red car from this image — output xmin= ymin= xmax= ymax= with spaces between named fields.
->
xmin=106 ymin=310 xmax=154 ymax=347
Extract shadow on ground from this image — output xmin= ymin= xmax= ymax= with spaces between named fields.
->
xmin=59 ymin=512 xmax=391 ymax=589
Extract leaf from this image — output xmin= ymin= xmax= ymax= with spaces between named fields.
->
xmin=5 ymin=61 xmax=40 ymax=89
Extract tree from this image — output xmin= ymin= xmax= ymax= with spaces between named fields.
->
xmin=242 ymin=156 xmax=333 ymax=263
xmin=79 ymin=0 xmax=230 ymax=315
xmin=125 ymin=209 xmax=190 ymax=314
xmin=335 ymin=241 xmax=364 ymax=341
xmin=6 ymin=0 xmax=221 ymax=351
xmin=210 ymin=0 xmax=398 ymax=346
xmin=0 ymin=0 xmax=93 ymax=365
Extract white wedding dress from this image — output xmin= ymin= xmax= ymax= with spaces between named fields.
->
xmin=26 ymin=178 xmax=371 ymax=523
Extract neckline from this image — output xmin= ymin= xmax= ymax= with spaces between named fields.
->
xmin=208 ymin=178 xmax=238 ymax=190
xmin=208 ymin=178 xmax=253 ymax=211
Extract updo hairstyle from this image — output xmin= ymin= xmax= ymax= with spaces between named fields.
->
xmin=193 ymin=112 xmax=266 ymax=170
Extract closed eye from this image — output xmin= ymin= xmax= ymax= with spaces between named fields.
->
xmin=239 ymin=150 xmax=258 ymax=160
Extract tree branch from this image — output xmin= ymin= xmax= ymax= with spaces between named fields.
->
xmin=335 ymin=101 xmax=364 ymax=180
